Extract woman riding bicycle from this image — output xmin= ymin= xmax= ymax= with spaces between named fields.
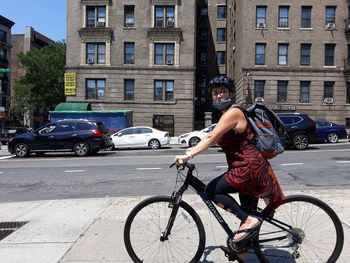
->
xmin=174 ymin=75 xmax=285 ymax=262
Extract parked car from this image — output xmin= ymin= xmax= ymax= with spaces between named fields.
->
xmin=178 ymin=124 xmax=217 ymax=147
xmin=315 ymin=120 xmax=347 ymax=143
xmin=8 ymin=119 xmax=111 ymax=157
xmin=110 ymin=126 xmax=170 ymax=149
xmin=0 ymin=127 xmax=30 ymax=145
xmin=277 ymin=113 xmax=319 ymax=150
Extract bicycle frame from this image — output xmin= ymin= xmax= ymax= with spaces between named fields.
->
xmin=164 ymin=163 xmax=296 ymax=245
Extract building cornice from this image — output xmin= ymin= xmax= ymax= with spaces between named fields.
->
xmin=81 ymin=0 xmax=112 ymax=6
xmin=150 ymin=0 xmax=181 ymax=5
xmin=65 ymin=66 xmax=196 ymax=72
xmin=147 ymin=28 xmax=183 ymax=42
xmin=243 ymin=67 xmax=342 ymax=74
xmin=79 ymin=27 xmax=113 ymax=41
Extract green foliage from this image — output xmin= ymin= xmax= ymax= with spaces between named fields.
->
xmin=12 ymin=42 xmax=66 ymax=118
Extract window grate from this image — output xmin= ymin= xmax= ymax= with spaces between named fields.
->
xmin=0 ymin=221 xmax=29 ymax=241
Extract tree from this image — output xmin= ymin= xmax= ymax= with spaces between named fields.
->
xmin=11 ymin=42 xmax=66 ymax=124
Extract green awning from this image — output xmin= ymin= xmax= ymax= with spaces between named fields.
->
xmin=54 ymin=102 xmax=92 ymax=111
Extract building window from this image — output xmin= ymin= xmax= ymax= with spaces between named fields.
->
xmin=0 ymin=30 xmax=6 ymax=42
xmin=86 ymin=6 xmax=106 ymax=27
xmin=199 ymin=28 xmax=208 ymax=41
xmin=255 ymin=43 xmax=266 ymax=65
xmin=124 ymin=42 xmax=135 ymax=64
xmin=300 ymin=43 xmax=311 ymax=65
xmin=86 ymin=79 xmax=106 ymax=99
xmin=346 ymin=118 xmax=350 ymax=129
xmin=199 ymin=51 xmax=207 ymax=65
xmin=326 ymin=6 xmax=336 ymax=24
xmin=347 ymin=82 xmax=350 ymax=104
xmin=154 ymin=80 xmax=174 ymax=101
xmin=217 ymin=51 xmax=226 ymax=65
xmin=256 ymin=6 xmax=267 ymax=27
xmin=217 ymin=28 xmax=226 ymax=42
xmin=278 ymin=43 xmax=288 ymax=65
xmin=217 ymin=5 xmax=227 ymax=19
xmin=198 ymin=7 xmax=208 ymax=17
xmin=155 ymin=6 xmax=175 ymax=27
xmin=278 ymin=6 xmax=289 ymax=28
xmin=86 ymin=43 xmax=106 ymax=64
xmin=124 ymin=5 xmax=135 ymax=27
xmin=300 ymin=81 xmax=310 ymax=103
xmin=154 ymin=43 xmax=174 ymax=65
xmin=324 ymin=81 xmax=334 ymax=99
xmin=153 ymin=115 xmax=174 ymax=136
xmin=325 ymin=44 xmax=335 ymax=66
xmin=254 ymin=80 xmax=265 ymax=99
xmin=277 ymin=81 xmax=288 ymax=102
xmin=124 ymin=79 xmax=135 ymax=100
xmin=301 ymin=6 xmax=312 ymax=28
xmin=0 ymin=48 xmax=7 ymax=60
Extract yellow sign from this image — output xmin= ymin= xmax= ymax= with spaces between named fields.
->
xmin=64 ymin=72 xmax=76 ymax=96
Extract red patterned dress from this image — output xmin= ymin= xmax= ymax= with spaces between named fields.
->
xmin=219 ymin=126 xmax=285 ymax=208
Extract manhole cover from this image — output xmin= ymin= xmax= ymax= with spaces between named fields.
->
xmin=331 ymin=157 xmax=350 ymax=161
xmin=0 ymin=221 xmax=29 ymax=241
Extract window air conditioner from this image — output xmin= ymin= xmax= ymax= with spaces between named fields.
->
xmin=326 ymin=22 xmax=335 ymax=29
xmin=97 ymin=21 xmax=105 ymax=27
xmin=167 ymin=20 xmax=174 ymax=27
xmin=324 ymin=97 xmax=334 ymax=104
xmin=166 ymin=59 xmax=174 ymax=65
xmin=87 ymin=58 xmax=94 ymax=64
xmin=257 ymin=22 xmax=266 ymax=29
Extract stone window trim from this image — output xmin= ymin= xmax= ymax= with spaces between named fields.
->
xmin=151 ymin=4 xmax=178 ymax=28
xmin=81 ymin=0 xmax=112 ymax=6
xmin=149 ymin=41 xmax=179 ymax=66
xmin=80 ymin=41 xmax=111 ymax=66
xmin=150 ymin=0 xmax=181 ymax=5
xmin=82 ymin=4 xmax=109 ymax=28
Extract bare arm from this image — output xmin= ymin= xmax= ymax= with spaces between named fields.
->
xmin=173 ymin=108 xmax=247 ymax=164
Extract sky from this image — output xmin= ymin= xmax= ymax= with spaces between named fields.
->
xmin=1 ymin=0 xmax=66 ymax=41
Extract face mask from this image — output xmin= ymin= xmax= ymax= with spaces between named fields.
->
xmin=212 ymin=96 xmax=233 ymax=111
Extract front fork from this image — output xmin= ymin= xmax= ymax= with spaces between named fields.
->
xmin=160 ymin=188 xmax=186 ymax=241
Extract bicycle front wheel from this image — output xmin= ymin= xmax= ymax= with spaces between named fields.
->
xmin=255 ymin=195 xmax=344 ymax=263
xmin=124 ymin=195 xmax=206 ymax=263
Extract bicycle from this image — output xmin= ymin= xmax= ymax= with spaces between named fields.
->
xmin=124 ymin=162 xmax=344 ymax=262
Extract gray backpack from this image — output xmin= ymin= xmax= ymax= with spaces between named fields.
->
xmin=234 ymin=104 xmax=287 ymax=159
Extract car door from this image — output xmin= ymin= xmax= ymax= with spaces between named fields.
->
xmin=113 ymin=128 xmax=136 ymax=147
xmin=54 ymin=122 xmax=77 ymax=149
xmin=33 ymin=124 xmax=58 ymax=150
xmin=133 ymin=127 xmax=153 ymax=147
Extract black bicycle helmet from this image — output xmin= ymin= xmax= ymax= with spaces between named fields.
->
xmin=208 ymin=75 xmax=234 ymax=93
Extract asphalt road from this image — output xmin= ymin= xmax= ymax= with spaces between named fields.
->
xmin=0 ymin=142 xmax=350 ymax=202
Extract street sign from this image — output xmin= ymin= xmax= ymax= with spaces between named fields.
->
xmin=0 ymin=68 xmax=11 ymax=73
xmin=64 ymin=72 xmax=76 ymax=96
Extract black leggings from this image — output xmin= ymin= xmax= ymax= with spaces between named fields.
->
xmin=205 ymin=174 xmax=258 ymax=221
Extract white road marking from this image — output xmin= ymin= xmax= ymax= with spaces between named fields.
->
xmin=137 ymin=168 xmax=162 ymax=170
xmin=216 ymin=165 xmax=228 ymax=168
xmin=281 ymin=163 xmax=304 ymax=166
xmin=336 ymin=161 xmax=350 ymax=163
xmin=65 ymin=170 xmax=85 ymax=173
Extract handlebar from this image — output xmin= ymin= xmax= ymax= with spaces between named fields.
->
xmin=170 ymin=162 xmax=196 ymax=173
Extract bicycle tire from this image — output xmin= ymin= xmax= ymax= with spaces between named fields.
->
xmin=124 ymin=195 xmax=206 ymax=263
xmin=254 ymin=195 xmax=344 ymax=263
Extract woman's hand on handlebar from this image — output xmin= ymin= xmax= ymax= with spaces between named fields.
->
xmin=173 ymin=154 xmax=191 ymax=167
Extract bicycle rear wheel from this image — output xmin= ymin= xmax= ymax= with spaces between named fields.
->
xmin=255 ymin=195 xmax=344 ymax=263
xmin=124 ymin=195 xmax=206 ymax=263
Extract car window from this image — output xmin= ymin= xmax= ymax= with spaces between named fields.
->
xmin=137 ymin=128 xmax=152 ymax=134
xmin=279 ymin=116 xmax=302 ymax=125
xmin=121 ymin=128 xmax=136 ymax=135
xmin=39 ymin=124 xmax=56 ymax=134
xmin=76 ymin=122 xmax=93 ymax=131
xmin=56 ymin=123 xmax=75 ymax=133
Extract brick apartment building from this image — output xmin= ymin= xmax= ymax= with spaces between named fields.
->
xmin=66 ymin=0 xmax=196 ymax=135
xmin=66 ymin=0 xmax=350 ymax=134
xmin=0 ymin=15 xmax=14 ymax=129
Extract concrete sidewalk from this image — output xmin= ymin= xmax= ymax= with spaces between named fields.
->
xmin=0 ymin=190 xmax=349 ymax=263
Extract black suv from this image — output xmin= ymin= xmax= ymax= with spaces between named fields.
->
xmin=8 ymin=119 xmax=111 ymax=157
xmin=277 ymin=113 xmax=319 ymax=150
xmin=1 ymin=127 xmax=30 ymax=145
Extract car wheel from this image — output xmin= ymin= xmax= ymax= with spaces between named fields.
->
xmin=14 ymin=143 xmax=30 ymax=158
xmin=149 ymin=139 xmax=161 ymax=149
xmin=104 ymin=143 xmax=114 ymax=151
xmin=74 ymin=142 xmax=90 ymax=156
xmin=292 ymin=134 xmax=309 ymax=150
xmin=189 ymin=137 xmax=201 ymax=147
xmin=327 ymin=133 xmax=339 ymax=143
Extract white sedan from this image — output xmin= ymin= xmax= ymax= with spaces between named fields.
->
xmin=111 ymin=126 xmax=171 ymax=149
xmin=178 ymin=124 xmax=217 ymax=147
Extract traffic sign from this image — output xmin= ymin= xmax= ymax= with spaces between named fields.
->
xmin=0 ymin=68 xmax=11 ymax=73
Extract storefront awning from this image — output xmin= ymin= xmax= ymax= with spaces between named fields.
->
xmin=54 ymin=102 xmax=92 ymax=111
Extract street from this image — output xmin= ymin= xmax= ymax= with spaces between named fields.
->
xmin=1 ymin=142 xmax=350 ymax=203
